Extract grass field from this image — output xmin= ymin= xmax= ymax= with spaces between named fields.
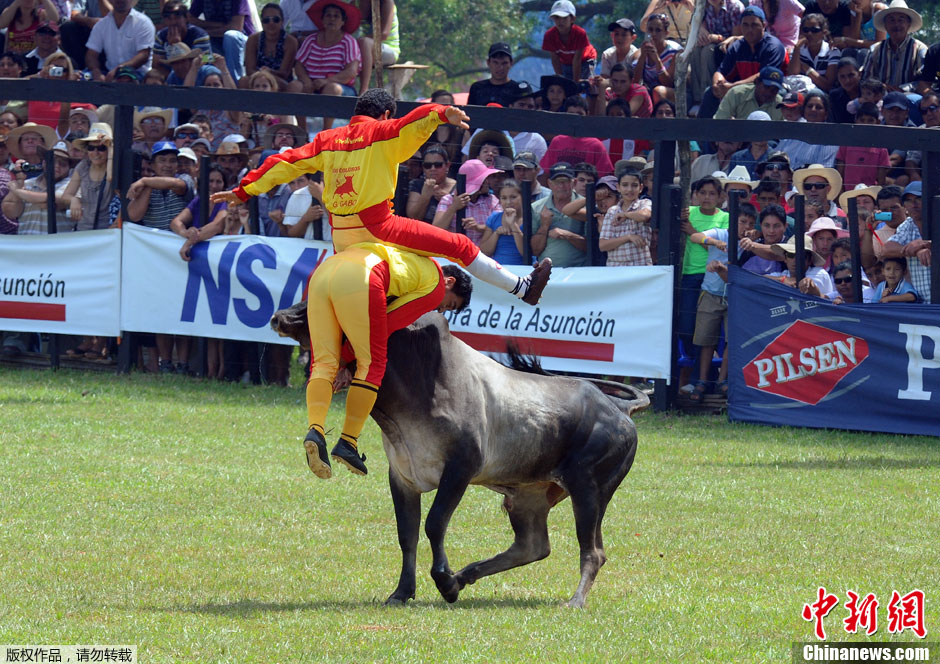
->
xmin=0 ymin=367 xmax=937 ymax=663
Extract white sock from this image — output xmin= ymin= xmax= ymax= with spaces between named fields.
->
xmin=466 ymin=253 xmax=527 ymax=297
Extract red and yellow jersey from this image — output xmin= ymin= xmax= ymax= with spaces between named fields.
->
xmin=334 ymin=242 xmax=444 ymax=314
xmin=234 ymin=104 xmax=448 ymax=215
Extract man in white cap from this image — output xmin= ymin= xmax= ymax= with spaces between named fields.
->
xmin=862 ymin=0 xmax=926 ymax=91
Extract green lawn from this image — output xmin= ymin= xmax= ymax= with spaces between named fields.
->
xmin=0 ymin=368 xmax=936 ymax=663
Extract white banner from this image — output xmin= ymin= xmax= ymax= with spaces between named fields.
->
xmin=5 ymin=226 xmax=674 ymax=376
xmin=0 ymin=229 xmax=122 ymax=336
xmin=120 ymin=223 xmax=332 ymax=344
xmin=442 ymin=265 xmax=674 ymax=378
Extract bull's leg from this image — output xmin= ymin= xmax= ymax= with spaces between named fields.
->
xmin=454 ymin=486 xmax=552 ymax=591
xmin=425 ymin=461 xmax=476 ymax=603
xmin=385 ymin=469 xmax=421 ymax=606
xmin=564 ymin=477 xmax=605 ymax=609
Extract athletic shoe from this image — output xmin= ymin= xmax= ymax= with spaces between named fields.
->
xmin=303 ymin=428 xmax=332 ymax=479
xmin=331 ymin=439 xmax=367 ymax=476
xmin=522 ymin=258 xmax=552 ymax=305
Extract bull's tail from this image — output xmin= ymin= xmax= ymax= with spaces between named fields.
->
xmin=504 ymin=343 xmax=650 ymax=416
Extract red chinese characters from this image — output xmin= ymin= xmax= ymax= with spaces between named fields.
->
xmin=803 ymin=587 xmax=927 ymax=640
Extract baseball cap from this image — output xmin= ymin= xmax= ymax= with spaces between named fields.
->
xmin=177 ymin=147 xmax=197 ymax=163
xmin=175 ymin=123 xmax=201 ymax=136
xmin=550 ymin=0 xmax=576 ymax=17
xmin=115 ymin=66 xmax=142 ymax=82
xmin=190 ymin=137 xmax=211 ymax=151
xmin=608 ymin=18 xmax=636 ymax=32
xmin=741 ymin=6 xmax=766 ymax=21
xmin=512 ymin=151 xmax=538 ymax=169
xmin=488 ymin=42 xmax=512 ymax=59
xmin=510 ymin=80 xmax=540 ymax=101
xmin=151 ymin=140 xmax=179 ymax=157
xmin=758 ymin=66 xmax=784 ymax=90
xmin=777 ymin=91 xmax=804 ymax=108
xmin=548 ymin=161 xmax=575 ymax=179
xmin=596 ymin=175 xmax=619 ymax=192
xmin=903 ymin=181 xmax=922 ymax=198
xmin=36 ymin=20 xmax=59 ymax=34
xmin=883 ymin=91 xmax=910 ymax=110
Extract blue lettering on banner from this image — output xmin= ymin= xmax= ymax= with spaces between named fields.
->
xmin=180 ymin=242 xmax=328 ymax=327
xmin=181 ymin=242 xmax=239 ymax=323
xmin=233 ymin=244 xmax=276 ymax=328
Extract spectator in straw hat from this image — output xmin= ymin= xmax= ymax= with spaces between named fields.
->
xmin=63 ymin=122 xmax=115 ymax=231
xmin=6 ymin=121 xmax=55 ymax=170
xmin=2 ymin=140 xmax=74 ymax=235
xmin=793 ymin=162 xmax=845 ymax=219
xmin=213 ymin=141 xmax=250 ymax=182
xmin=132 ymin=108 xmax=173 ymax=154
xmin=768 ymin=233 xmax=833 ymax=296
xmin=863 ymin=0 xmax=925 ymax=91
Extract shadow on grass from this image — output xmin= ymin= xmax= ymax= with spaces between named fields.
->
xmin=710 ymin=457 xmax=940 ymax=470
xmin=149 ymin=595 xmax=559 ymax=616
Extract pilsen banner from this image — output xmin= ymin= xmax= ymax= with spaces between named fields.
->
xmin=0 ymin=229 xmax=122 ymax=336
xmin=727 ymin=266 xmax=940 ymax=437
xmin=121 ymin=224 xmax=674 ymax=377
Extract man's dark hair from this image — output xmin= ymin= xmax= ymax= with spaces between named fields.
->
xmin=855 ymin=101 xmax=880 ymax=120
xmin=859 ymin=77 xmax=885 ymax=95
xmin=573 ymin=162 xmax=597 ymax=180
xmin=739 ymin=202 xmax=758 ymax=219
xmin=754 ymin=179 xmax=781 ymax=196
xmin=759 ymin=204 xmax=787 ymax=225
xmin=441 ymin=264 xmax=472 ymax=311
xmin=830 ymin=238 xmax=852 ymax=255
xmin=832 ymin=260 xmax=853 ymax=276
xmin=878 ymin=185 xmax=903 ymax=203
xmin=609 ymin=63 xmax=629 ymax=76
xmin=563 ymin=95 xmax=588 ymax=112
xmin=605 ymin=98 xmax=631 ymax=117
xmin=354 ymin=88 xmax=397 ymax=119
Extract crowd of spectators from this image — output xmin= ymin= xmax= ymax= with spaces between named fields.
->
xmin=0 ymin=0 xmax=935 ymax=397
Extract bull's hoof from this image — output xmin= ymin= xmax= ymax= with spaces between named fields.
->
xmin=564 ymin=596 xmax=586 ymax=609
xmin=431 ymin=568 xmax=460 ymax=604
xmin=384 ymin=594 xmax=412 ymax=607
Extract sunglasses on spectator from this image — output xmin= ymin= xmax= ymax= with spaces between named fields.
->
xmin=141 ymin=117 xmax=164 ymax=124
xmin=176 ymin=131 xmax=199 ymax=139
xmin=833 ymin=276 xmax=853 ymax=284
xmin=803 ymin=182 xmax=829 ymax=190
xmin=763 ymin=163 xmax=789 ymax=171
xmin=86 ymin=144 xmax=108 ymax=152
xmin=37 ymin=28 xmax=57 ymax=35
xmin=163 ymin=9 xmax=186 ymax=17
xmin=921 ymin=104 xmax=940 ymax=113
xmin=262 ymin=16 xmax=282 ymax=24
xmin=801 ymin=26 xmax=823 ymax=33
xmin=423 ymin=161 xmax=445 ymax=169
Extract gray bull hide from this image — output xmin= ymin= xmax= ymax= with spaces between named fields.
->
xmin=272 ymin=302 xmax=647 ymax=608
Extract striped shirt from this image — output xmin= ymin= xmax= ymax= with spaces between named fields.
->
xmin=296 ymin=31 xmax=361 ymax=85
xmin=887 ymin=219 xmax=931 ymax=303
xmin=139 ymin=174 xmax=195 ymax=231
xmin=863 ymin=36 xmax=927 ymax=89
xmin=796 ymin=41 xmax=840 ymax=73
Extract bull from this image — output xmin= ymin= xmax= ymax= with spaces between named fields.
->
xmin=272 ymin=302 xmax=647 ymax=608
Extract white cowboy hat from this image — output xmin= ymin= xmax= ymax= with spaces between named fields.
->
xmin=133 ymin=107 xmax=173 ymax=128
xmin=7 ymin=122 xmax=58 ymax=160
xmin=719 ymin=165 xmax=758 ymax=189
xmin=838 ymin=183 xmax=882 ymax=211
xmin=793 ymin=163 xmax=843 ymax=200
xmin=73 ymin=122 xmax=113 ymax=145
xmin=770 ymin=235 xmax=826 ymax=267
xmin=873 ymin=0 xmax=922 ymax=33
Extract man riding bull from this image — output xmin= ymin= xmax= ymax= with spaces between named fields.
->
xmin=211 ymin=89 xmax=551 ymax=304
xmin=298 ymin=242 xmax=472 ymax=478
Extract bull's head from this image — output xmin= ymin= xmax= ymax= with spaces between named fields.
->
xmin=270 ymin=301 xmax=310 ymax=350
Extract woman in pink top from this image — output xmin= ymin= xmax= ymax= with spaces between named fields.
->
xmin=749 ymin=0 xmax=804 ymax=49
